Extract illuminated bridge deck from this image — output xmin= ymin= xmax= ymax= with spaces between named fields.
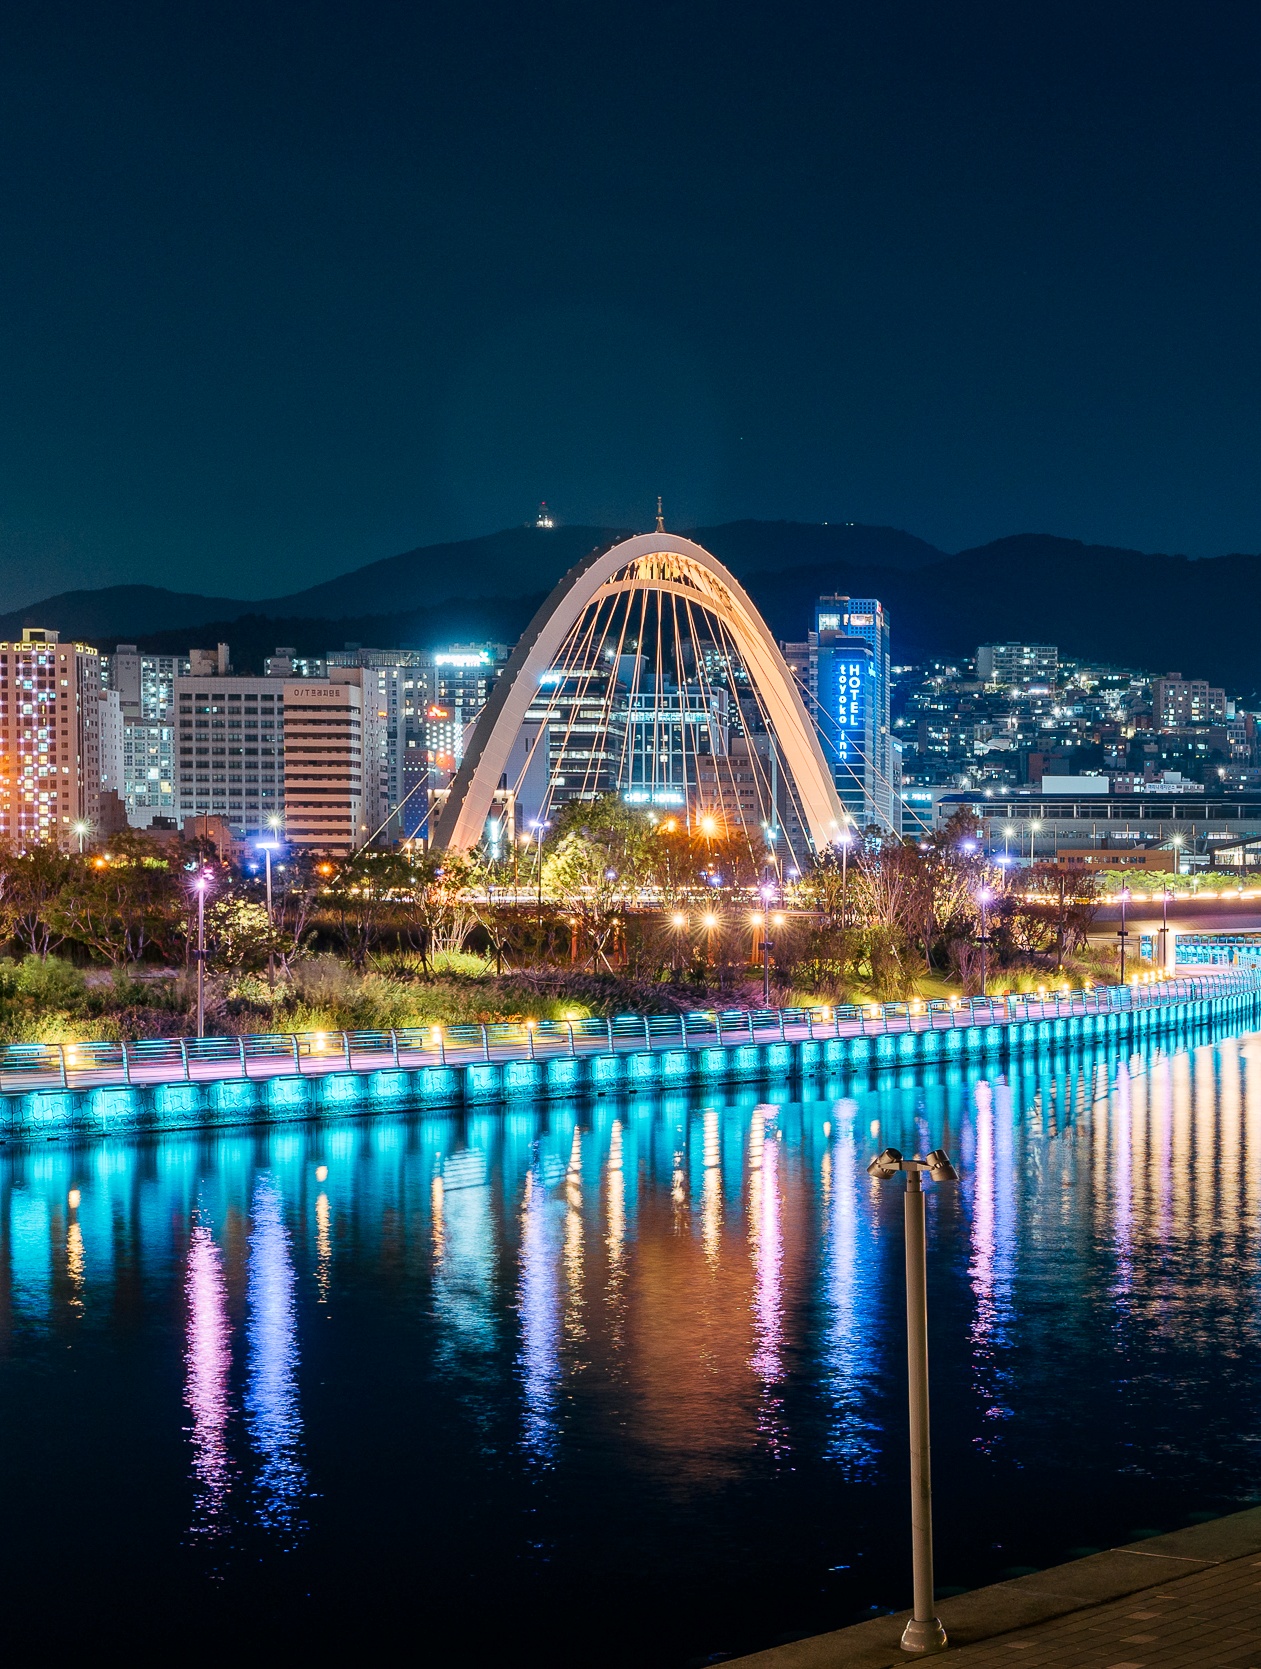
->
xmin=0 ymin=971 xmax=1255 ymax=1142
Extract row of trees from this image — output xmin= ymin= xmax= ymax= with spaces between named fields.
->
xmin=0 ymin=803 xmax=1102 ymax=1000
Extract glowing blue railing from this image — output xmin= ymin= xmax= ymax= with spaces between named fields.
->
xmin=0 ymin=968 xmax=1253 ymax=1094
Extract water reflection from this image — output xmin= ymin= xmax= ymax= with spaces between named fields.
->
xmin=820 ymin=1099 xmax=878 ymax=1474
xmin=518 ymin=1166 xmax=562 ymax=1463
xmin=245 ymin=1174 xmax=306 ymax=1538
xmin=185 ymin=1211 xmax=233 ymax=1539
xmin=0 ymin=1018 xmax=1259 ymax=1664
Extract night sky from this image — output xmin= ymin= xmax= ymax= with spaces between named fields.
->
xmin=4 ymin=1 xmax=1261 ymax=606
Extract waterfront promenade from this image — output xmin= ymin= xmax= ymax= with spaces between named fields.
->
xmin=2 ymin=970 xmax=1251 ymax=1096
xmin=0 ymin=969 xmax=1252 ymax=1142
xmin=730 ymin=1506 xmax=1261 ymax=1668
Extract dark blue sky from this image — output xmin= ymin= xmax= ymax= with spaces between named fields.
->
xmin=3 ymin=0 xmax=1261 ymax=606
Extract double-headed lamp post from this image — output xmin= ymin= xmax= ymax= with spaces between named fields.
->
xmin=867 ymin=1145 xmax=960 ymax=1654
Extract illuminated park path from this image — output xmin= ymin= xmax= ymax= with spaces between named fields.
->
xmin=2 ymin=970 xmax=1254 ymax=1099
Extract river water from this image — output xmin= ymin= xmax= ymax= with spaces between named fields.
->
xmin=4 ymin=1023 xmax=1261 ymax=1664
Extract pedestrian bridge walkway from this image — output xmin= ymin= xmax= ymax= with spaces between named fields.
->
xmin=0 ymin=970 xmax=1254 ymax=1144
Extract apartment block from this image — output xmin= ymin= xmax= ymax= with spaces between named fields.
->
xmin=976 ymin=643 xmax=1059 ymax=688
xmin=0 ymin=628 xmax=101 ymax=847
xmin=101 ymin=644 xmax=187 ymax=826
xmin=1154 ymin=671 xmax=1227 ymax=729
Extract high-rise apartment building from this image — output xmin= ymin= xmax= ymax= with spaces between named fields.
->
xmin=976 ymin=643 xmax=1059 ymax=688
xmin=811 ymin=596 xmax=896 ymax=833
xmin=101 ymin=645 xmax=185 ymax=826
xmin=0 ymin=629 xmax=102 ymax=847
xmin=283 ymin=677 xmax=363 ymax=853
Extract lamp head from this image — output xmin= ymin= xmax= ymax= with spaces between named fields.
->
xmin=866 ymin=1146 xmax=904 ymax=1180
xmin=925 ymin=1148 xmax=960 ymax=1183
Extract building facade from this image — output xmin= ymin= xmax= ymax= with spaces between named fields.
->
xmin=0 ymin=628 xmax=101 ymax=848
xmin=976 ymin=643 xmax=1059 ymax=688
xmin=283 ymin=678 xmax=363 ymax=853
xmin=1154 ymin=672 xmax=1228 ymax=729
xmin=811 ymin=596 xmax=896 ymax=833
xmin=174 ymin=675 xmax=286 ymax=832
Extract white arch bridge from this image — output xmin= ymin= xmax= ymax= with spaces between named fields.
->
xmin=431 ymin=530 xmax=849 ymax=856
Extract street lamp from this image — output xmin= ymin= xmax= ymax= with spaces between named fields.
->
xmin=531 ymin=820 xmax=548 ymax=923
xmin=975 ymin=886 xmax=993 ymax=996
xmin=1159 ymin=884 xmax=1171 ymax=972
xmin=1118 ymin=886 xmax=1132 ymax=983
xmin=193 ymin=872 xmax=211 ymax=1040
xmin=866 ymin=1145 xmax=959 ymax=1654
xmin=256 ymin=838 xmax=281 ymax=989
xmin=71 ymin=820 xmax=89 ymax=855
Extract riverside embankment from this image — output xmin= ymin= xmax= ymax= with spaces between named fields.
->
xmin=0 ymin=969 xmax=1254 ymax=1141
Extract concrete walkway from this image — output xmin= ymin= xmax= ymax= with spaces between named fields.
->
xmin=728 ymin=1509 xmax=1261 ymax=1668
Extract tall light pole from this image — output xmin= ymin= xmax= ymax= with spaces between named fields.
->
xmin=837 ymin=827 xmax=853 ymax=926
xmin=1159 ymin=885 xmax=1171 ymax=972
xmin=257 ymin=838 xmax=280 ymax=989
xmin=867 ymin=1146 xmax=959 ymax=1654
xmin=72 ymin=820 xmax=89 ymax=855
xmin=1118 ymin=886 xmax=1131 ymax=984
xmin=194 ymin=874 xmax=209 ymax=1040
xmin=976 ymin=886 xmax=993 ymax=996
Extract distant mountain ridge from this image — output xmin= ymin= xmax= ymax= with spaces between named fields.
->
xmin=0 ymin=518 xmax=948 ymax=639
xmin=3 ymin=520 xmax=1260 ymax=696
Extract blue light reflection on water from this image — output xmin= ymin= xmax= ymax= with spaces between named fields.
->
xmin=1 ymin=1026 xmax=1261 ymax=1663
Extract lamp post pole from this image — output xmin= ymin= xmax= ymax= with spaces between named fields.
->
xmin=195 ymin=878 xmax=207 ymax=1040
xmin=264 ymin=844 xmax=275 ymax=989
xmin=976 ymin=887 xmax=993 ymax=996
xmin=867 ymin=1147 xmax=958 ymax=1654
xmin=1159 ymin=886 xmax=1169 ymax=973
xmin=1118 ymin=887 xmax=1131 ymax=984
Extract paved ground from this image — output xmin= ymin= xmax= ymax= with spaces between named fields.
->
xmin=947 ymin=1552 xmax=1261 ymax=1667
xmin=728 ymin=1509 xmax=1261 ymax=1669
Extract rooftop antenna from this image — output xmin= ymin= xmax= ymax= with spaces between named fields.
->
xmin=655 ymin=495 xmax=665 ymax=532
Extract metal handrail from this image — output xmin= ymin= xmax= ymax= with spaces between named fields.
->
xmin=2 ymin=969 xmax=1253 ymax=1093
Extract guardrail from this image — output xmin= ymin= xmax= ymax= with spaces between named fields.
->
xmin=1 ymin=969 xmax=1254 ymax=1095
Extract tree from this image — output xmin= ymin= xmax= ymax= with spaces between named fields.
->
xmin=403 ymin=850 xmax=477 ymax=969
xmin=47 ymin=834 xmax=180 ymax=966
xmin=325 ymin=848 xmax=413 ymax=970
xmin=203 ymin=895 xmax=295 ymax=976
xmin=0 ymin=843 xmax=74 ymax=958
xmin=1011 ymin=865 xmax=1101 ymax=967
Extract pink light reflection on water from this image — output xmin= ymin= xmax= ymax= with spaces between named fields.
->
xmin=184 ymin=1213 xmax=233 ymax=1540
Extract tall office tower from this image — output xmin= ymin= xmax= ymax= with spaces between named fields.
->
xmin=418 ymin=644 xmax=508 ymax=835
xmin=101 ymin=645 xmax=185 ymax=826
xmin=283 ymin=675 xmax=363 ymax=854
xmin=623 ymin=677 xmax=728 ymax=810
xmin=174 ymin=669 xmax=286 ymax=831
xmin=0 ymin=629 xmax=101 ymax=847
xmin=522 ymin=664 xmax=626 ymax=817
xmin=811 ymin=595 xmax=896 ymax=833
xmin=425 ymin=646 xmax=507 ymax=764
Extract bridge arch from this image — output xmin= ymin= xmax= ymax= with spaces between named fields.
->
xmin=430 ymin=531 xmax=847 ymax=853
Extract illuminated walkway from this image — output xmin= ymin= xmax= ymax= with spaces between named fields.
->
xmin=0 ymin=971 xmax=1254 ymax=1142
xmin=3 ymin=971 xmax=1251 ymax=1096
xmin=730 ymin=1505 xmax=1261 ymax=1669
